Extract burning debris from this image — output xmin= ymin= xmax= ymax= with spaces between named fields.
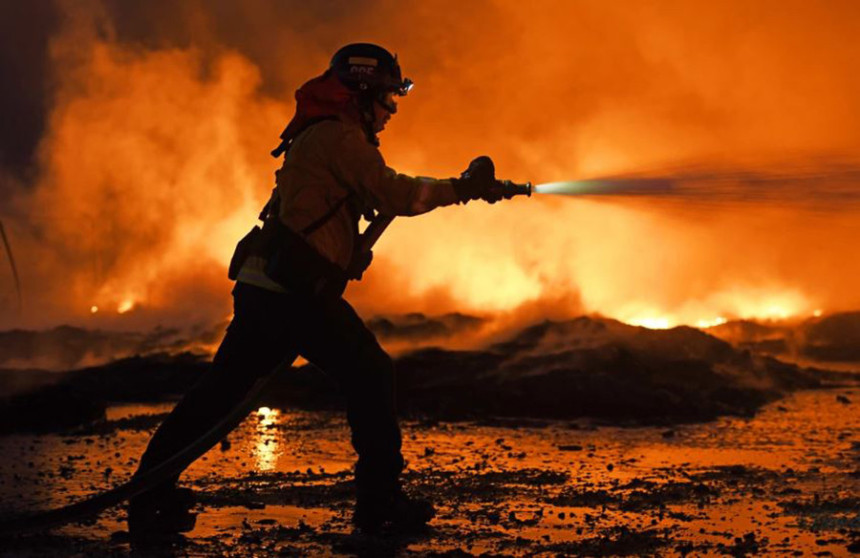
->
xmin=2 ymin=2 xmax=860 ymax=332
xmin=1 ymin=1 xmax=859 ymax=552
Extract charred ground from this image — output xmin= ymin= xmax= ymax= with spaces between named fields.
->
xmin=1 ymin=314 xmax=856 ymax=435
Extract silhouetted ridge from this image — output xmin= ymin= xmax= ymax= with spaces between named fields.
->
xmin=1 ymin=316 xmax=843 ymax=433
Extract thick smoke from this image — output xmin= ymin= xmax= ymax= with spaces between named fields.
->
xmin=1 ymin=0 xmax=859 ymax=332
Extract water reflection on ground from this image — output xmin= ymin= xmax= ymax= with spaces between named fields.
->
xmin=0 ymin=388 xmax=858 ymax=556
xmin=252 ymin=407 xmax=282 ymax=473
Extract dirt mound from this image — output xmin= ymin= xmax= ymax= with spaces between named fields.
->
xmin=0 ymin=353 xmax=206 ymax=433
xmin=0 ymin=313 xmax=482 ymax=371
xmin=0 ymin=324 xmax=225 ymax=371
xmin=0 ymin=317 xmax=833 ymax=432
xmin=393 ymin=317 xmax=822 ymax=423
xmin=367 ymin=312 xmax=485 ymax=342
xmin=801 ymin=312 xmax=860 ymax=362
xmin=709 ymin=312 xmax=860 ymax=364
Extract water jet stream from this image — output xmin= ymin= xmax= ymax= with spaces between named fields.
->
xmin=533 ymin=167 xmax=860 ymax=209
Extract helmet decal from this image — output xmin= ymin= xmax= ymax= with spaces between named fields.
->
xmin=331 ymin=43 xmax=411 ymax=96
xmin=347 ymin=57 xmax=379 ymax=67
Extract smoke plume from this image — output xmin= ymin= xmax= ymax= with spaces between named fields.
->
xmin=1 ymin=0 xmax=859 ymax=334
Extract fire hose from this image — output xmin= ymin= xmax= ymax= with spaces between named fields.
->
xmin=0 ymin=220 xmax=22 ymax=312
xmin=0 ymin=219 xmax=399 ymax=536
xmin=0 ymin=161 xmax=530 ymax=536
xmin=0 ymin=235 xmax=399 ymax=535
xmin=0 ymin=366 xmax=285 ymax=535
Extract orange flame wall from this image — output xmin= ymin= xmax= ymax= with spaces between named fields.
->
xmin=2 ymin=0 xmax=859 ymax=330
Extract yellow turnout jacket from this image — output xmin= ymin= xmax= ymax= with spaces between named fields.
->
xmin=237 ymin=116 xmax=459 ymax=292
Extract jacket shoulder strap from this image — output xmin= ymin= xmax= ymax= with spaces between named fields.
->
xmin=270 ymin=115 xmax=339 ymax=158
xmin=261 ymin=115 xmax=341 ymax=220
xmin=264 ymin=115 xmax=352 ymax=236
xmin=299 ymin=192 xmax=354 ymax=236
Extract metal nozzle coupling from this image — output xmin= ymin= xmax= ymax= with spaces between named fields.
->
xmin=500 ymin=180 xmax=532 ymax=199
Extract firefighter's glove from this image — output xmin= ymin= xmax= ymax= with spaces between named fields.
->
xmin=453 ymin=156 xmax=503 ymax=204
xmin=482 ymin=182 xmax=506 ymax=204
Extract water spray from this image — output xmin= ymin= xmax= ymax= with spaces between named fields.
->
xmin=534 ymin=178 xmax=673 ymax=197
xmin=529 ymin=168 xmax=860 ymax=207
xmin=474 ymin=163 xmax=845 ymax=203
xmin=4 ymin=162 xmax=858 ymax=535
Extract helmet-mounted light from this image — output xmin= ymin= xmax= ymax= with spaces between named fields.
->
xmin=380 ymin=78 xmax=412 ymax=114
xmin=398 ymin=78 xmax=414 ymax=96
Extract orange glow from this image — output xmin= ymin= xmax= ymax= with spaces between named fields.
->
xmin=254 ymin=406 xmax=281 ymax=471
xmin=116 ymin=299 xmax=135 ymax=314
xmin=627 ymin=316 xmax=673 ymax=330
xmin=1 ymin=1 xmax=858 ymax=335
xmin=696 ymin=317 xmax=728 ymax=329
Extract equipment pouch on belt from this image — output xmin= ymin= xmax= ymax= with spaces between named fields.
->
xmin=228 ymin=225 xmax=262 ymax=281
xmin=262 ymin=218 xmax=348 ymax=298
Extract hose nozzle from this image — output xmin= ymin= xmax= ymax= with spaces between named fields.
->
xmin=498 ymin=180 xmax=532 ymax=199
xmin=462 ymin=156 xmax=532 ymax=201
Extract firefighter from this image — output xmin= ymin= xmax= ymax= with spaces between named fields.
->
xmin=129 ymin=43 xmax=510 ymax=536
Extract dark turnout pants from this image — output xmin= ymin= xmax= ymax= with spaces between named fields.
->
xmin=134 ymin=282 xmax=404 ymax=500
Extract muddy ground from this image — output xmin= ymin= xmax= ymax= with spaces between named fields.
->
xmin=1 ymin=386 xmax=859 ymax=557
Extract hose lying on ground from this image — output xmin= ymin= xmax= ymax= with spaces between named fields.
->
xmin=0 ymin=213 xmax=399 ymax=535
xmin=0 ymin=355 xmax=295 ymax=535
xmin=0 ymin=221 xmax=22 ymax=312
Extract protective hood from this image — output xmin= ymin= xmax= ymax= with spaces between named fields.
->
xmin=271 ymin=71 xmax=362 ymax=157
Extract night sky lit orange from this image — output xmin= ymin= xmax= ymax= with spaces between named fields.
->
xmin=1 ymin=1 xmax=858 ymax=332
xmin=0 ymin=2 xmax=859 ymax=554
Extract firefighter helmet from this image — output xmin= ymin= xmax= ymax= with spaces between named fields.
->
xmin=330 ymin=43 xmax=413 ymax=112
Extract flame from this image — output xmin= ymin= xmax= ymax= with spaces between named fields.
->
xmin=117 ymin=299 xmax=135 ymax=314
xmin=1 ymin=1 xmax=859 ymax=335
xmin=696 ymin=317 xmax=728 ymax=329
xmin=628 ymin=316 xmax=673 ymax=330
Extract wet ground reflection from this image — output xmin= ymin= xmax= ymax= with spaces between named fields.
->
xmin=0 ymin=387 xmax=858 ymax=556
xmin=252 ymin=407 xmax=281 ymax=472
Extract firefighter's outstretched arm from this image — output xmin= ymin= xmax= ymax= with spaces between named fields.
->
xmin=331 ymin=126 xmax=522 ymax=217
